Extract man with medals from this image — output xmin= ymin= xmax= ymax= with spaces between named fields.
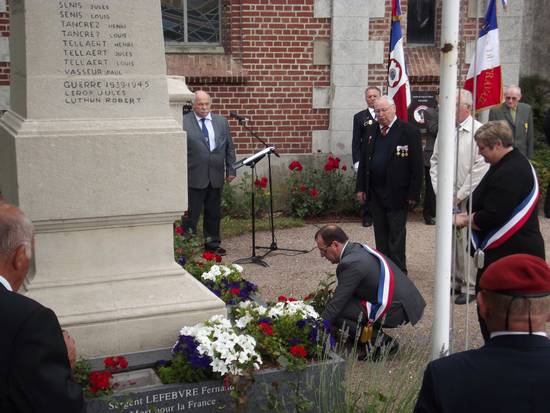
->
xmin=314 ymin=225 xmax=426 ymax=359
xmin=415 ymin=254 xmax=550 ymax=413
xmin=454 ymin=121 xmax=545 ymax=339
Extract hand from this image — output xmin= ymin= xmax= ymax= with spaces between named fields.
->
xmin=226 ymin=175 xmax=236 ymax=183
xmin=453 ymin=212 xmax=469 ymax=228
xmin=356 ymin=192 xmax=366 ymax=205
xmin=63 ymin=330 xmax=77 ymax=369
xmin=353 ymin=162 xmax=359 ymax=172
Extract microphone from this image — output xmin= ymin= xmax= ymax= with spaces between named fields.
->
xmin=229 ymin=111 xmax=249 ymax=123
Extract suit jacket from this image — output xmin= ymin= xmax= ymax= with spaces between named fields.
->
xmin=322 ymin=243 xmax=426 ymax=328
xmin=352 ymin=108 xmax=378 ymax=165
xmin=183 ymin=112 xmax=236 ymax=189
xmin=356 ymin=118 xmax=424 ymax=210
xmin=544 ymin=108 xmax=550 ymax=146
xmin=471 ymin=148 xmax=545 ymax=269
xmin=489 ymin=102 xmax=534 ymax=159
xmin=414 ymin=334 xmax=550 ymax=413
xmin=0 ymin=283 xmax=83 ymax=413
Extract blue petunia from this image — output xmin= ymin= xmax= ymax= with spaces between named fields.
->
xmin=177 ymin=256 xmax=186 ymax=266
xmin=296 ymin=319 xmax=307 ymax=329
xmin=288 ymin=337 xmax=301 ymax=346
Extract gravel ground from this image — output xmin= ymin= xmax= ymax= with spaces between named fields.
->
xmin=223 ymin=212 xmax=550 ymax=354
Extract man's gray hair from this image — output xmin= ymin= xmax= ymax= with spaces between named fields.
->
xmin=378 ymin=95 xmax=396 ymax=107
xmin=0 ymin=210 xmax=34 ymax=258
xmin=459 ymin=89 xmax=473 ymax=107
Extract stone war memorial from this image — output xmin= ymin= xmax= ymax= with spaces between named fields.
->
xmin=0 ymin=0 xmax=226 ymax=358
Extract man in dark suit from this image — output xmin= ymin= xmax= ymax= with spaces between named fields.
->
xmin=352 ymin=86 xmax=381 ymax=227
xmin=489 ymin=85 xmax=534 ymax=159
xmin=544 ymin=108 xmax=550 ymax=218
xmin=315 ymin=225 xmax=425 ymax=355
xmin=356 ymin=95 xmax=423 ymax=273
xmin=182 ymin=90 xmax=236 ymax=255
xmin=0 ymin=203 xmax=83 ymax=413
xmin=415 ymin=254 xmax=550 ymax=413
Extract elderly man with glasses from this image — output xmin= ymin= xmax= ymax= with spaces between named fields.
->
xmin=489 ymin=85 xmax=534 ymax=159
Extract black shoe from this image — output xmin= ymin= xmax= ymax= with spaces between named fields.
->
xmin=454 ymin=293 xmax=475 ymax=305
xmin=362 ymin=218 xmax=373 ymax=227
xmin=424 ymin=217 xmax=436 ymax=225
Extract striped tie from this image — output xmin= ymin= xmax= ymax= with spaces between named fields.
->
xmin=381 ymin=126 xmax=389 ymax=136
xmin=200 ymin=118 xmax=209 ymax=148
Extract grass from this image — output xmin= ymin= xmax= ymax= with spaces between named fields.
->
xmin=220 ymin=216 xmax=305 ymax=239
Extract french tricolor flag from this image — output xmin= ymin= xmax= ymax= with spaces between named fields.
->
xmin=387 ymin=0 xmax=410 ymax=121
xmin=464 ymin=0 xmax=503 ymax=111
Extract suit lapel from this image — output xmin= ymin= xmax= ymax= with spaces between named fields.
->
xmin=193 ymin=115 xmax=211 ymax=149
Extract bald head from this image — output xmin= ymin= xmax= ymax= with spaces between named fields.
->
xmin=0 ymin=203 xmax=34 ymax=291
xmin=504 ymin=85 xmax=522 ymax=110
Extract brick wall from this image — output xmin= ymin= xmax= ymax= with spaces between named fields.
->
xmin=167 ymin=1 xmax=331 ymax=155
xmin=0 ymin=7 xmax=9 ymax=88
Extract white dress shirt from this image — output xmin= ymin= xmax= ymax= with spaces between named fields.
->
xmin=194 ymin=112 xmax=216 ymax=151
xmin=0 ymin=275 xmax=13 ymax=291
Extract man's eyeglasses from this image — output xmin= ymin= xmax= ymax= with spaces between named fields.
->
xmin=505 ymin=96 xmax=518 ymax=100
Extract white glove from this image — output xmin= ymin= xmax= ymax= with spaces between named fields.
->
xmin=353 ymin=162 xmax=359 ymax=172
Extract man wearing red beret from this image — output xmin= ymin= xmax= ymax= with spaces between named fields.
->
xmin=415 ymin=254 xmax=550 ymax=413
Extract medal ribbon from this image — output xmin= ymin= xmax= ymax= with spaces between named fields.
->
xmin=471 ymin=163 xmax=539 ymax=251
xmin=359 ymin=244 xmax=395 ymax=324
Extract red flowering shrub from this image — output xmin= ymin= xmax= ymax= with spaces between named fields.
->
xmin=324 ymin=156 xmax=340 ymax=171
xmin=89 ymin=370 xmax=112 ymax=394
xmin=278 ymin=295 xmax=287 ymax=302
xmin=74 ymin=355 xmax=128 ymax=398
xmin=309 ymin=188 xmax=318 ymax=198
xmin=254 ymin=176 xmax=268 ymax=189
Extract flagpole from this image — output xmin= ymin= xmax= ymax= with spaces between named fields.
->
xmin=431 ymin=0 xmax=460 ymax=360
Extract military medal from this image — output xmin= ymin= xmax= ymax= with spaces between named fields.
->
xmin=364 ymin=119 xmax=373 ymax=126
xmin=473 ymin=249 xmax=485 ymax=269
xmin=360 ymin=324 xmax=374 ymax=343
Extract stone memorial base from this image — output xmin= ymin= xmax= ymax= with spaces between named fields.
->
xmin=85 ymin=348 xmax=345 ymax=413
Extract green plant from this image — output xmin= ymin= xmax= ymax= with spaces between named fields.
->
xmin=222 ymin=171 xmax=270 ymax=219
xmin=304 ymin=273 xmax=336 ymax=316
xmin=157 ymin=353 xmax=216 ymax=384
xmin=286 ymin=157 xmax=360 ymax=219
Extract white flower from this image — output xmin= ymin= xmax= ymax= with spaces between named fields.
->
xmin=235 ymin=314 xmax=253 ymax=329
xmin=232 ymin=263 xmax=244 ymax=273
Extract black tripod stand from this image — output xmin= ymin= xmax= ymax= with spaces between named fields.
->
xmin=230 ymin=113 xmax=309 ymax=259
xmin=233 ymin=149 xmax=272 ymax=267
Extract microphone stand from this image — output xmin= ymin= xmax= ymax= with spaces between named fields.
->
xmin=233 ymin=117 xmax=309 ymax=258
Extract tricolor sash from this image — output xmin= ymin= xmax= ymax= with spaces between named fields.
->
xmin=359 ymin=244 xmax=395 ymax=324
xmin=472 ymin=163 xmax=539 ymax=253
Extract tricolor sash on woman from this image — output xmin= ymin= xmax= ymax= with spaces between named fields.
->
xmin=471 ymin=163 xmax=539 ymax=268
xmin=360 ymin=244 xmax=395 ymax=324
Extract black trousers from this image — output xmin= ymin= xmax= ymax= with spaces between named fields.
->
xmin=369 ymin=192 xmax=408 ymax=273
xmin=183 ymin=185 xmax=222 ymax=249
xmin=423 ymin=166 xmax=436 ymax=220
xmin=544 ymin=182 xmax=550 ymax=218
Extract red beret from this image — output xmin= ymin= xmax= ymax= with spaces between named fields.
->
xmin=480 ymin=254 xmax=550 ymax=296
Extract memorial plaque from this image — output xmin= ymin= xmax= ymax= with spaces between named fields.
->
xmin=11 ymin=0 xmax=168 ymax=119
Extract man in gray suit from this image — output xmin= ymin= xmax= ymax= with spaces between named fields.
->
xmin=315 ymin=225 xmax=425 ymax=356
xmin=182 ymin=90 xmax=236 ymax=255
xmin=489 ymin=85 xmax=534 ymax=159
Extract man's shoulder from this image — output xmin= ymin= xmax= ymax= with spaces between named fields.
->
xmin=0 ymin=288 xmax=48 ymax=323
xmin=354 ymin=108 xmax=370 ymax=118
xmin=211 ymin=112 xmax=229 ymax=122
xmin=396 ymin=119 xmax=420 ymax=136
xmin=518 ymin=102 xmax=533 ymax=113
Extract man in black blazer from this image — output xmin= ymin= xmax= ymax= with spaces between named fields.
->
xmin=415 ymin=254 xmax=550 ymax=413
xmin=352 ymin=86 xmax=381 ymax=227
xmin=356 ymin=95 xmax=423 ymax=273
xmin=544 ymin=108 xmax=550 ymax=218
xmin=182 ymin=90 xmax=236 ymax=255
xmin=315 ymin=225 xmax=425 ymax=353
xmin=0 ymin=203 xmax=83 ymax=413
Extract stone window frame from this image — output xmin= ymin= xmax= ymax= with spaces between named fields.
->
xmin=406 ymin=0 xmax=437 ymax=46
xmin=162 ymin=0 xmax=224 ymax=54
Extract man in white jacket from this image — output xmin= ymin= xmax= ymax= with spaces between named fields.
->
xmin=430 ymin=89 xmax=489 ymax=305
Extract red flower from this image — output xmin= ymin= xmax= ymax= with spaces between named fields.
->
xmin=259 ymin=322 xmax=273 ymax=336
xmin=115 ymin=356 xmax=128 ymax=369
xmin=89 ymin=370 xmax=112 ymax=393
xmin=278 ymin=295 xmax=287 ymax=302
xmin=175 ymin=226 xmax=185 ymax=235
xmin=324 ymin=156 xmax=341 ymax=171
xmin=215 ymin=254 xmax=222 ymax=263
xmin=230 ymin=287 xmax=241 ymax=295
xmin=289 ymin=345 xmax=307 ymax=358
xmin=289 ymin=161 xmax=303 ymax=171
xmin=202 ymin=251 xmax=217 ymax=261
xmin=303 ymin=293 xmax=314 ymax=301
xmin=309 ymin=188 xmax=318 ymax=197
xmin=287 ymin=297 xmax=297 ymax=302
xmin=260 ymin=176 xmax=268 ymax=188
xmin=300 ymin=184 xmax=307 ymax=192
xmin=103 ymin=357 xmax=116 ymax=367
xmin=254 ymin=178 xmax=261 ymax=187
xmin=342 ymin=164 xmax=347 ymax=171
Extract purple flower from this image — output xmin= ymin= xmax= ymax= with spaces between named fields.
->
xmin=288 ymin=338 xmax=301 ymax=346
xmin=177 ymin=256 xmax=186 ymax=266
xmin=189 ymin=353 xmax=212 ymax=370
xmin=296 ymin=319 xmax=307 ymax=329
xmin=308 ymin=327 xmax=318 ymax=342
xmin=259 ymin=318 xmax=272 ymax=324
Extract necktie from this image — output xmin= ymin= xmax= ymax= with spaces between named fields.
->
xmin=510 ymin=108 xmax=516 ymax=123
xmin=200 ymin=118 xmax=209 ymax=147
xmin=381 ymin=126 xmax=389 ymax=136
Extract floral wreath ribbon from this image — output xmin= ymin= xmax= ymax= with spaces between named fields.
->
xmin=471 ymin=163 xmax=539 ymax=269
xmin=359 ymin=244 xmax=395 ymax=343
